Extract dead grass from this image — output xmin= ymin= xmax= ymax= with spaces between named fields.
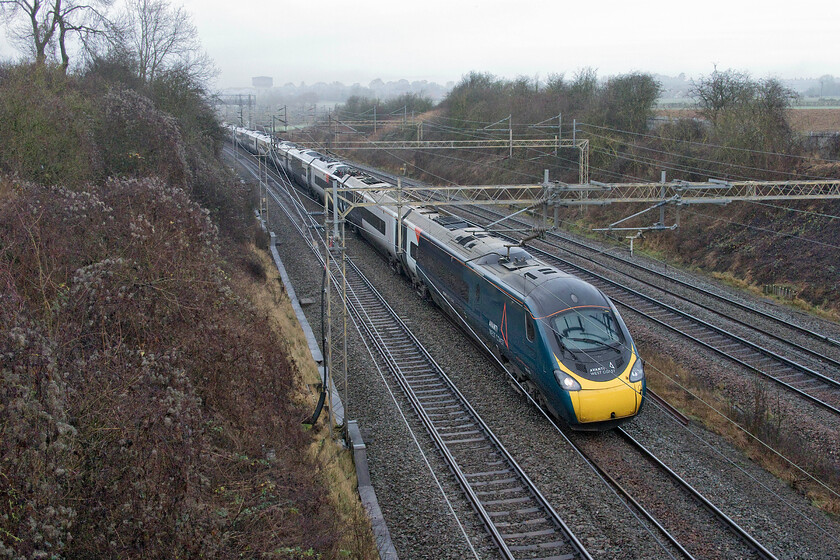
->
xmin=657 ymin=108 xmax=840 ymax=133
xmin=232 ymin=245 xmax=379 ymax=559
xmin=0 ymin=179 xmax=364 ymax=558
xmin=709 ymin=271 xmax=840 ymax=322
xmin=0 ymin=176 xmax=18 ymax=203
xmin=642 ymin=348 xmax=840 ymax=516
xmin=787 ymin=109 xmax=840 ymax=133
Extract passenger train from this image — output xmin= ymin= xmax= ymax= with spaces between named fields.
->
xmin=229 ymin=125 xmax=646 ymax=429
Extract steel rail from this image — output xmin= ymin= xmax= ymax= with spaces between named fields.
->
xmin=342 ymin=256 xmax=590 ymax=560
xmin=226 ymin=144 xmax=591 ymax=560
xmin=505 ymin=235 xmax=840 ymax=417
xmin=615 ymin=428 xmax=778 ymax=560
xmin=562 ymin=434 xmax=698 ymax=560
xmin=345 ymin=162 xmax=840 ymax=414
xmin=455 ymin=201 xmax=840 ymax=356
xmin=453 ymin=203 xmax=840 ymax=378
xmin=235 ymin=146 xmax=784 ymax=560
xmin=392 ymin=183 xmax=840 ymax=416
xmin=542 ymin=228 xmax=840 ymax=351
xmin=350 ymin=160 xmax=840 ymax=356
xmin=405 ymin=195 xmax=840 ymax=415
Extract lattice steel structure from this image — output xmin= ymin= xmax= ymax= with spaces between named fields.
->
xmin=327 ymin=138 xmax=590 ymax=185
xmin=238 ymin=128 xmax=840 ymax=436
xmin=322 ymin=178 xmax=840 ymax=215
xmin=547 ymin=178 xmax=840 ymax=205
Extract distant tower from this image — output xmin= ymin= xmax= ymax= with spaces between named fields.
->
xmin=252 ymin=76 xmax=273 ymax=90
xmin=251 ymin=77 xmax=273 ymax=128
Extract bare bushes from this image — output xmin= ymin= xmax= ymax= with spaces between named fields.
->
xmin=96 ymin=87 xmax=191 ymax=186
xmin=0 ymin=64 xmax=99 ymax=186
xmin=0 ymin=177 xmax=340 ymax=557
xmin=0 ymin=62 xmax=255 ymax=242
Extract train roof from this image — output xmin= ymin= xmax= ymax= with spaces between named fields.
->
xmin=229 ymin=125 xmax=611 ymax=317
xmin=409 ymin=209 xmax=609 ymax=314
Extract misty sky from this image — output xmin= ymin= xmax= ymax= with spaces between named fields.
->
xmin=2 ymin=0 xmax=838 ymax=89
xmin=182 ymin=0 xmax=839 ymax=89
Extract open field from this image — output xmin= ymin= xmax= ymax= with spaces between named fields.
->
xmin=657 ymin=108 xmax=840 ymax=133
xmin=788 ymin=108 xmax=840 ymax=133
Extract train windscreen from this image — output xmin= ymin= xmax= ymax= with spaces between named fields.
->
xmin=551 ymin=307 xmax=624 ymax=353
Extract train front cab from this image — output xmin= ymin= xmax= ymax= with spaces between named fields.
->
xmin=416 ymin=236 xmax=644 ymax=430
xmin=529 ymin=280 xmax=646 ymax=430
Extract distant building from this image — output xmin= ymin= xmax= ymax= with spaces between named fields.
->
xmin=252 ymin=76 xmax=273 ymax=89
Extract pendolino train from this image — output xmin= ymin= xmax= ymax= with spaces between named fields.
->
xmin=229 ymin=125 xmax=646 ymax=430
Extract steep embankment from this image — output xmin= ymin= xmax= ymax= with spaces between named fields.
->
xmin=0 ymin=63 xmax=376 ymax=558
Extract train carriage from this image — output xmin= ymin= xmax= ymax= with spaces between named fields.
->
xmin=412 ymin=213 xmax=645 ymax=429
xmin=227 ymin=124 xmax=645 ymax=428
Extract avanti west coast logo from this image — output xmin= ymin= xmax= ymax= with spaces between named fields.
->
xmin=587 ymin=362 xmax=616 ymax=377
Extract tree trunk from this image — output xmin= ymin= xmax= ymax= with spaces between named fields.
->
xmin=58 ymin=19 xmax=70 ymax=72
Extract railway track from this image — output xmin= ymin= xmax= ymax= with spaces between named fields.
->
xmin=344 ymin=161 xmax=840 ymax=418
xmin=452 ymin=203 xmax=840 ymax=371
xmin=542 ymin=228 xmax=840 ymax=353
xmin=349 ymin=161 xmax=840 ymax=370
xmin=340 ymin=255 xmax=590 ymax=560
xmin=227 ymin=143 xmax=799 ymax=559
xmin=569 ymin=427 xmax=777 ymax=560
xmin=227 ymin=145 xmax=592 ymax=560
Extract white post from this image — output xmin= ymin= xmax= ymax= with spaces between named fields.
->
xmin=660 ymin=170 xmax=667 ymax=226
xmin=509 ymin=114 xmax=513 ymax=158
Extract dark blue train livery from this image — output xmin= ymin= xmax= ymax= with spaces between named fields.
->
xmin=414 ymin=213 xmax=645 ymax=430
xmin=230 ymin=125 xmax=646 ymax=429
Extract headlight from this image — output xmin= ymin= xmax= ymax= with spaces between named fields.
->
xmin=629 ymin=358 xmax=645 ymax=382
xmin=554 ymin=369 xmax=581 ymax=391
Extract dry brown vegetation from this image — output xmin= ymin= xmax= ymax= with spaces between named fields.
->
xmin=660 ymin=108 xmax=840 ymax=133
xmin=242 ymin=249 xmax=379 ymax=559
xmin=0 ymin=179 xmax=336 ymax=557
xmin=318 ymin=73 xmax=840 ymax=520
xmin=317 ymin=72 xmax=840 ymax=315
xmin=788 ymin=109 xmax=840 ymax=133
xmin=643 ymin=349 xmax=840 ymax=515
xmin=0 ymin=60 xmax=376 ymax=558
xmin=556 ymin=189 xmax=840 ymax=315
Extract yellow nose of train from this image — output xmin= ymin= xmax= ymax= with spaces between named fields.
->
xmin=556 ymin=354 xmax=644 ymax=424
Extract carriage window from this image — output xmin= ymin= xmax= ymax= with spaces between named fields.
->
xmin=409 ymin=242 xmax=417 ymax=260
xmin=525 ymin=314 xmax=535 ymax=342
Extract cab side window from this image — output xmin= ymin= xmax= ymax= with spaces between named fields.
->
xmin=525 ymin=314 xmax=535 ymax=342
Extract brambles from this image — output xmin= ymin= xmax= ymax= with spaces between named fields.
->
xmin=0 ymin=178 xmax=342 ymax=556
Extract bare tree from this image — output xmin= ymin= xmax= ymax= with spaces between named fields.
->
xmin=691 ymin=68 xmax=754 ymax=124
xmin=54 ymin=0 xmax=115 ymax=70
xmin=692 ymin=69 xmax=798 ymax=173
xmin=0 ymin=0 xmax=113 ymax=70
xmin=0 ymin=0 xmax=57 ymax=64
xmin=122 ymin=0 xmax=212 ymax=83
